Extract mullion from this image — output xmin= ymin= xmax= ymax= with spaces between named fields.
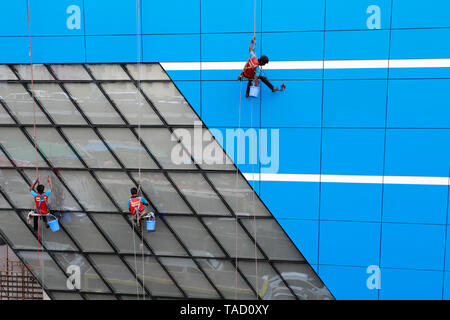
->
xmin=123 ymin=66 xmax=262 ymax=300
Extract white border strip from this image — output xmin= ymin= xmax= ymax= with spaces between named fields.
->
xmin=161 ymin=59 xmax=450 ymax=71
xmin=243 ymin=173 xmax=450 ymax=186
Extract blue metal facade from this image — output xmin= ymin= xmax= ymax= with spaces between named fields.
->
xmin=1 ymin=0 xmax=450 ymax=299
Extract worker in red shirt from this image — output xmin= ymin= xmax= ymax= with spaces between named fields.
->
xmin=128 ymin=187 xmax=154 ymax=230
xmin=238 ymin=36 xmax=286 ymax=97
xmin=29 ymin=176 xmax=53 ymax=231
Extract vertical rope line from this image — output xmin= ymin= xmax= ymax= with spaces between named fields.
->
xmin=235 ymin=80 xmax=243 ymax=299
xmin=132 ymin=219 xmax=139 ymax=299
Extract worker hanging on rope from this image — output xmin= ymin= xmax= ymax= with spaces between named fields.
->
xmin=28 ymin=176 xmax=53 ymax=231
xmin=238 ymin=36 xmax=286 ymax=97
xmin=129 ymin=187 xmax=155 ymax=231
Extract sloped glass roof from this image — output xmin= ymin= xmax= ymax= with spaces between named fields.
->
xmin=0 ymin=63 xmax=333 ymax=300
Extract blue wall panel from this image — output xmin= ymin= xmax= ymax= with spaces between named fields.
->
xmin=392 ymin=0 xmax=450 ymax=29
xmin=86 ymin=36 xmax=137 ymax=63
xmin=84 ymin=0 xmax=137 ymax=35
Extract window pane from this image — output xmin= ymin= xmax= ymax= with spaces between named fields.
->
xmin=195 ymin=258 xmax=256 ymax=300
xmin=126 ymin=64 xmax=169 ymax=80
xmin=203 ymin=217 xmax=264 ymax=259
xmin=0 ymin=147 xmax=12 ymax=167
xmin=164 ymin=217 xmax=225 ymax=258
xmin=238 ymin=261 xmax=296 ymax=300
xmin=53 ymin=252 xmax=111 ymax=293
xmin=88 ymin=64 xmax=130 ymax=80
xmin=124 ymin=256 xmax=183 ymax=297
xmin=159 ymin=257 xmax=220 ymax=299
xmin=0 ymin=191 xmax=11 ymax=208
xmin=207 ymin=173 xmax=270 ymax=216
xmin=0 ymin=127 xmax=46 ymax=167
xmin=17 ymin=251 xmax=69 ymax=290
xmin=95 ymin=171 xmax=135 ymax=212
xmin=138 ymin=128 xmax=196 ymax=170
xmin=93 ymin=213 xmax=150 ymax=254
xmin=15 ymin=64 xmax=53 ymax=80
xmin=274 ymin=263 xmax=333 ymax=300
xmin=50 ymin=64 xmax=91 ymax=80
xmin=131 ymin=172 xmax=191 ymax=214
xmin=62 ymin=128 xmax=120 ymax=169
xmin=240 ymin=219 xmax=304 ymax=262
xmin=30 ymin=83 xmax=87 ymax=125
xmin=168 ymin=173 xmax=231 ymax=215
xmin=86 ymin=294 xmax=117 ymax=300
xmin=141 ymin=82 xmax=200 ymax=125
xmin=101 ymin=82 xmax=162 ymax=125
xmin=0 ymin=210 xmax=38 ymax=249
xmin=0 ymin=65 xmax=17 ymax=80
xmin=50 ymin=292 xmax=84 ymax=300
xmin=58 ymin=171 xmax=117 ymax=212
xmin=99 ymin=128 xmax=158 ymax=169
xmin=61 ymin=212 xmax=114 ymax=253
xmin=24 ymin=169 xmax=82 ymax=212
xmin=0 ymin=83 xmax=50 ymax=124
xmin=89 ymin=254 xmax=143 ymax=295
xmin=64 ymin=83 xmax=125 ymax=125
xmin=25 ymin=127 xmax=83 ymax=168
xmin=0 ymin=169 xmax=34 ymax=208
xmin=0 ymin=103 xmax=14 ymax=124
xmin=141 ymin=218 xmax=188 ymax=257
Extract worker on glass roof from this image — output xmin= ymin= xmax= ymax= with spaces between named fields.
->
xmin=29 ymin=176 xmax=53 ymax=231
xmin=128 ymin=187 xmax=155 ymax=231
xmin=238 ymin=36 xmax=286 ymax=98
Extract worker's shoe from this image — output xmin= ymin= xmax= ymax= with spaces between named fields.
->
xmin=280 ymin=84 xmax=286 ymax=91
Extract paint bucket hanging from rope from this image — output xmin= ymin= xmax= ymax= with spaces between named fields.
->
xmin=146 ymin=216 xmax=156 ymax=231
xmin=48 ymin=215 xmax=60 ymax=232
xmin=249 ymin=84 xmax=260 ymax=98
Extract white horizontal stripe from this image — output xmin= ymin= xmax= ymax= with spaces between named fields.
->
xmin=243 ymin=173 xmax=449 ymax=186
xmin=161 ymin=58 xmax=450 ymax=71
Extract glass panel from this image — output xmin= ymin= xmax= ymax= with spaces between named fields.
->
xmin=86 ymin=294 xmax=117 ymax=300
xmin=0 ymin=169 xmax=34 ymax=209
xmin=0 ymin=65 xmax=17 ymax=80
xmin=93 ymin=214 xmax=150 ymax=254
xmin=88 ymin=64 xmax=130 ymax=80
xmin=58 ymin=171 xmax=117 ymax=212
xmin=30 ymin=83 xmax=87 ymax=125
xmin=138 ymin=128 xmax=196 ymax=170
xmin=140 ymin=218 xmax=187 ymax=256
xmin=141 ymin=82 xmax=200 ymax=125
xmin=240 ymin=219 xmax=304 ymax=262
xmin=0 ymin=147 xmax=12 ymax=167
xmin=0 ymin=103 xmax=14 ymax=124
xmin=126 ymin=63 xmax=169 ymax=80
xmin=159 ymin=257 xmax=220 ymax=299
xmin=168 ymin=173 xmax=231 ymax=215
xmin=64 ymin=83 xmax=125 ymax=125
xmin=89 ymin=254 xmax=143 ymax=295
xmin=203 ymin=217 xmax=264 ymax=259
xmin=0 ymin=83 xmax=50 ymax=124
xmin=17 ymin=251 xmax=69 ymax=290
xmin=50 ymin=292 xmax=84 ymax=300
xmin=18 ymin=211 xmax=78 ymax=251
xmin=24 ymin=169 xmax=82 ymax=212
xmin=99 ymin=128 xmax=158 ymax=169
xmin=131 ymin=172 xmax=191 ymax=214
xmin=164 ymin=217 xmax=225 ymax=258
xmin=53 ymin=252 xmax=110 ymax=293
xmin=50 ymin=64 xmax=91 ymax=80
xmin=274 ymin=263 xmax=333 ymax=300
xmin=195 ymin=258 xmax=256 ymax=300
xmin=207 ymin=173 xmax=270 ymax=216
xmin=15 ymin=64 xmax=53 ymax=80
xmin=62 ymin=128 xmax=120 ymax=169
xmin=24 ymin=127 xmax=83 ymax=168
xmin=124 ymin=256 xmax=183 ymax=297
xmin=238 ymin=261 xmax=296 ymax=300
xmin=101 ymin=82 xmax=162 ymax=125
xmin=174 ymin=127 xmax=235 ymax=171
xmin=0 ymin=127 xmax=46 ymax=167
xmin=0 ymin=192 xmax=11 ymax=208
xmin=60 ymin=212 xmax=114 ymax=253
xmin=95 ymin=171 xmax=135 ymax=212
xmin=0 ymin=210 xmax=38 ymax=249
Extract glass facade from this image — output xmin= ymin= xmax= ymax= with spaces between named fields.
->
xmin=0 ymin=63 xmax=332 ymax=300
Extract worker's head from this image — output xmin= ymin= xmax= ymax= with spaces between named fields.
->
xmin=37 ymin=185 xmax=45 ymax=194
xmin=130 ymin=187 xmax=138 ymax=195
xmin=259 ymin=55 xmax=269 ymax=66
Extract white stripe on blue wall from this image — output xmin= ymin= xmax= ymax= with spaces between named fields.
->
xmin=243 ymin=173 xmax=450 ymax=186
xmin=161 ymin=59 xmax=450 ymax=71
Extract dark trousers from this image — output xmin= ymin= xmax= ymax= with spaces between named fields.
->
xmin=246 ymin=76 xmax=274 ymax=96
xmin=33 ymin=216 xmax=48 ymax=231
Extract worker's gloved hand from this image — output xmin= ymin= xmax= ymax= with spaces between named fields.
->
xmin=149 ymin=212 xmax=155 ymax=219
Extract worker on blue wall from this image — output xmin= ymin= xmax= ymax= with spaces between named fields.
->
xmin=238 ymin=36 xmax=286 ymax=97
